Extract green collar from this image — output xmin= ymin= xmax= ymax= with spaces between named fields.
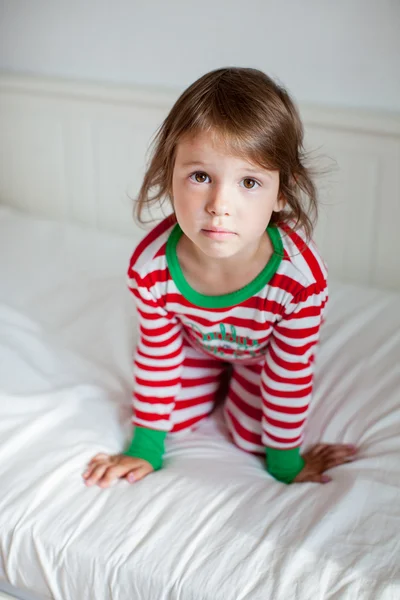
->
xmin=166 ymin=224 xmax=283 ymax=308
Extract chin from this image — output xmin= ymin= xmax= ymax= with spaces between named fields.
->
xmin=197 ymin=242 xmax=238 ymax=260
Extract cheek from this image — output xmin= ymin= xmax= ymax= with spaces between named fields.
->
xmin=171 ymin=177 xmax=185 ymax=212
xmin=173 ymin=181 xmax=205 ymax=216
xmin=237 ymin=193 xmax=277 ymax=230
xmin=247 ymin=216 xmax=272 ymax=236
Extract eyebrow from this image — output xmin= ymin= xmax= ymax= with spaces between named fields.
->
xmin=244 ymin=166 xmax=273 ymax=178
xmin=179 ymin=160 xmax=208 ymax=168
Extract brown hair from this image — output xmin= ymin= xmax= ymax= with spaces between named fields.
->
xmin=136 ymin=67 xmax=318 ymax=241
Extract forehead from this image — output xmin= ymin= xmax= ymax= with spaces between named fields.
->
xmin=175 ymin=129 xmax=257 ymax=169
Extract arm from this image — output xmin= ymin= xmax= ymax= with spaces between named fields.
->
xmin=261 ymin=280 xmax=328 ymax=483
xmin=124 ymin=267 xmax=184 ymax=470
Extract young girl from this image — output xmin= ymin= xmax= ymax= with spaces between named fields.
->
xmin=83 ymin=67 xmax=356 ymax=488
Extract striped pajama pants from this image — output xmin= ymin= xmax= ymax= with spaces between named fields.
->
xmin=155 ymin=339 xmax=267 ymax=455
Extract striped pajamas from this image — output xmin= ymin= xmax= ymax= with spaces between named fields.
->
xmin=137 ymin=336 xmax=271 ymax=453
xmin=128 ymin=215 xmax=328 ymax=459
xmin=159 ymin=339 xmax=268 ymax=454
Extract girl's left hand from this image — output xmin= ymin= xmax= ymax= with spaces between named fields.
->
xmin=293 ymin=443 xmax=357 ymax=484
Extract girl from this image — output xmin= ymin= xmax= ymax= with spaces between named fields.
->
xmin=83 ymin=67 xmax=356 ymax=488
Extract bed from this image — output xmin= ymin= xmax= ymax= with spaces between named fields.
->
xmin=0 ymin=75 xmax=400 ymax=600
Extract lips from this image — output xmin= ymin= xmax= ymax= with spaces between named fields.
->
xmin=201 ymin=227 xmax=236 ymax=240
xmin=202 ymin=227 xmax=235 ymax=234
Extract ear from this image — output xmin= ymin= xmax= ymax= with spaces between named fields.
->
xmin=273 ymin=192 xmax=286 ymax=213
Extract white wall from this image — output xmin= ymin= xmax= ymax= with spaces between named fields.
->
xmin=0 ymin=0 xmax=399 ymax=112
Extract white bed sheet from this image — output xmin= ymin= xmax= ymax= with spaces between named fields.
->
xmin=0 ymin=207 xmax=399 ymax=600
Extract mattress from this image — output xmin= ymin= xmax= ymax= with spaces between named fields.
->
xmin=0 ymin=207 xmax=399 ymax=600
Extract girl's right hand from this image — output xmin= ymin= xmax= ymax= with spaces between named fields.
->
xmin=82 ymin=453 xmax=154 ymax=488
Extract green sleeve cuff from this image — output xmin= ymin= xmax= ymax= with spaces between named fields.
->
xmin=265 ymin=447 xmax=305 ymax=484
xmin=124 ymin=426 xmax=167 ymax=471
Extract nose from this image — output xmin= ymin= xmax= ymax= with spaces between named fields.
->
xmin=206 ymin=185 xmax=231 ymax=216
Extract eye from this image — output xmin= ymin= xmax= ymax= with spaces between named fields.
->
xmin=190 ymin=171 xmax=210 ymax=184
xmin=241 ymin=178 xmax=260 ymax=189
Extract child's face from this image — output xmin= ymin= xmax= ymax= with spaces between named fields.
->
xmin=172 ymin=130 xmax=284 ymax=261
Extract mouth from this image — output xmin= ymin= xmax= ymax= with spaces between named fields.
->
xmin=201 ymin=227 xmax=236 ymax=240
xmin=201 ymin=227 xmax=236 ymax=235
xmin=206 ymin=227 xmax=233 ymax=233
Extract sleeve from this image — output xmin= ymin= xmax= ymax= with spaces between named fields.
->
xmin=123 ymin=267 xmax=185 ymax=470
xmin=261 ymin=279 xmax=328 ymax=483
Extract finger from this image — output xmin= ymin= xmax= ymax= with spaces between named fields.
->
xmin=321 ymin=448 xmax=355 ymax=470
xmin=324 ymin=454 xmax=356 ymax=470
xmin=320 ymin=445 xmax=358 ymax=471
xmin=83 ymin=459 xmax=107 ymax=475
xmin=82 ymin=460 xmax=105 ymax=479
xmin=84 ymin=464 xmax=108 ymax=486
xmin=98 ymin=465 xmax=132 ymax=488
xmin=83 ymin=456 xmax=111 ymax=479
xmin=320 ymin=444 xmax=356 ymax=458
xmin=307 ymin=473 xmax=332 ymax=484
xmin=88 ymin=453 xmax=109 ymax=465
xmin=126 ymin=464 xmax=153 ymax=484
xmin=82 ymin=467 xmax=94 ymax=480
xmin=311 ymin=443 xmax=330 ymax=456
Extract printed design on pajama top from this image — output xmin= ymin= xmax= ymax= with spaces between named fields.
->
xmin=188 ymin=322 xmax=261 ymax=359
